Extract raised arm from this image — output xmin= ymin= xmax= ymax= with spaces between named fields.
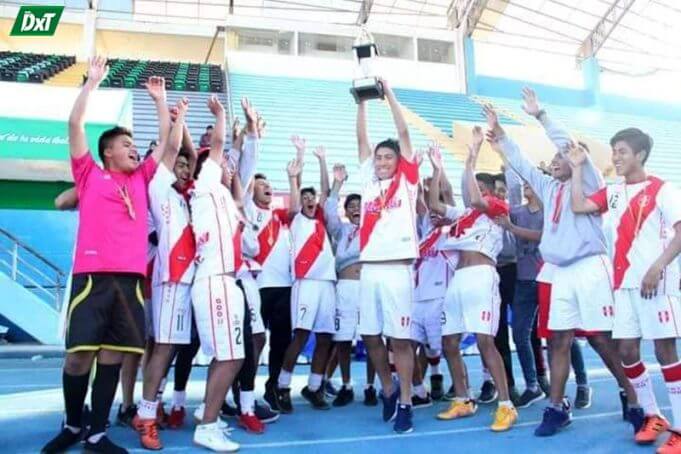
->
xmin=207 ymin=95 xmax=226 ymax=164
xmin=464 ymin=127 xmax=487 ymax=211
xmin=239 ymin=98 xmax=260 ymax=187
xmin=69 ymin=57 xmax=108 ymax=160
xmin=357 ymin=101 xmax=372 ymax=163
xmin=287 ymin=159 xmax=302 ymax=219
xmin=55 ymin=187 xmax=78 ymax=210
xmin=504 ymin=164 xmax=523 ymax=208
xmin=568 ymin=144 xmax=601 ymax=214
xmin=313 ymin=146 xmax=330 ymax=206
xmin=146 ymin=76 xmax=171 ymax=164
xmin=381 ymin=79 xmax=413 ymax=161
xmin=291 ymin=135 xmax=306 ymax=189
xmin=427 ymin=146 xmax=447 ymax=217
xmin=181 ymin=123 xmax=198 ymax=179
xmin=161 ymin=97 xmax=188 ymax=170
xmin=324 ymin=164 xmax=347 ymax=238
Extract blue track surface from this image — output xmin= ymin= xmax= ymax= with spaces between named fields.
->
xmin=0 ymin=344 xmax=671 ymax=453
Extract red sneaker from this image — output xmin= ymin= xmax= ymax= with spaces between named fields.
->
xmin=658 ymin=431 xmax=681 ymax=454
xmin=156 ymin=402 xmax=168 ymax=430
xmin=238 ymin=413 xmax=265 ymax=434
xmin=167 ymin=406 xmax=186 ymax=430
xmin=132 ymin=414 xmax=162 ymax=450
xmin=636 ymin=415 xmax=670 ymax=444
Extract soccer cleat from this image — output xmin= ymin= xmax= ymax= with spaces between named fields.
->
xmin=444 ymin=385 xmax=457 ymax=401
xmin=301 ymin=386 xmax=331 ymax=410
xmin=538 ymin=375 xmax=550 ymax=396
xmin=534 ymin=405 xmax=572 ymax=437
xmin=263 ymin=385 xmax=281 ymax=413
xmin=657 ymin=431 xmax=681 ymax=454
xmin=194 ymin=422 xmax=240 ymax=452
xmin=333 ymin=387 xmax=355 ymax=407
xmin=411 ymin=392 xmax=433 ymax=409
xmin=364 ymin=386 xmax=379 ymax=406
xmin=478 ymin=380 xmax=498 ymax=404
xmin=619 ymin=390 xmax=628 ymax=420
xmin=221 ymin=401 xmax=239 ymax=418
xmin=238 ymin=413 xmax=265 ymax=434
xmin=116 ymin=404 xmax=137 ymax=428
xmin=254 ymin=401 xmax=280 ymax=423
xmin=437 ymin=399 xmax=477 ymax=420
xmin=627 ymin=407 xmax=645 ymax=435
xmin=193 ymin=404 xmax=229 ymax=429
xmin=636 ymin=415 xmax=670 ymax=444
xmin=515 ymin=388 xmax=545 ymax=409
xmin=393 ymin=404 xmax=414 ymax=434
xmin=132 ymin=415 xmax=162 ymax=450
xmin=430 ymin=374 xmax=444 ymax=401
xmin=323 ymin=380 xmax=339 ymax=398
xmin=380 ymin=385 xmax=400 ymax=422
xmin=82 ymin=435 xmax=128 ymax=453
xmin=167 ymin=406 xmax=186 ymax=430
xmin=41 ymin=427 xmax=83 ymax=453
xmin=574 ymin=386 xmax=592 ymax=409
xmin=275 ymin=387 xmax=294 ymax=414
xmin=491 ymin=405 xmax=518 ymax=432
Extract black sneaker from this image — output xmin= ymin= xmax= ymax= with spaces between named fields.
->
xmin=275 ymin=387 xmax=293 ymax=414
xmin=509 ymin=387 xmax=521 ymax=405
xmin=333 ymin=386 xmax=354 ymax=407
xmin=538 ymin=375 xmax=550 ymax=396
xmin=393 ymin=404 xmax=413 ymax=434
xmin=627 ymin=406 xmax=645 ymax=434
xmin=82 ymin=435 xmax=128 ymax=453
xmin=430 ymin=374 xmax=444 ymax=401
xmin=301 ymin=386 xmax=330 ymax=410
xmin=411 ymin=392 xmax=432 ymax=409
xmin=254 ymin=400 xmax=280 ymax=423
xmin=115 ymin=404 xmax=137 ymax=428
xmin=323 ymin=380 xmax=339 ymax=398
xmin=515 ymin=388 xmax=546 ymax=409
xmin=364 ymin=386 xmax=378 ymax=406
xmin=41 ymin=427 xmax=83 ymax=453
xmin=444 ymin=385 xmax=456 ymax=401
xmin=575 ymin=385 xmax=592 ymax=409
xmin=264 ymin=384 xmax=281 ymax=413
xmin=220 ymin=401 xmax=239 ymax=418
xmin=619 ymin=389 xmax=627 ymax=420
xmin=478 ymin=380 xmax=498 ymax=404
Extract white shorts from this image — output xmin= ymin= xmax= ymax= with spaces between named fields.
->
xmin=239 ymin=273 xmax=265 ymax=335
xmin=334 ymin=280 xmax=360 ymax=342
xmin=359 ymin=263 xmax=413 ymax=340
xmin=549 ymin=254 xmax=614 ymax=332
xmin=613 ymin=289 xmax=681 ymax=340
xmin=442 ymin=265 xmax=500 ymax=336
xmin=411 ymin=298 xmax=443 ymax=351
xmin=151 ymin=282 xmax=192 ymax=344
xmin=291 ymin=279 xmax=336 ymax=333
xmin=191 ymin=275 xmax=245 ymax=361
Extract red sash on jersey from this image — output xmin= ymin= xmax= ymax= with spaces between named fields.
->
xmin=168 ymin=225 xmax=197 ymax=282
xmin=449 ymin=196 xmax=507 ymax=238
xmin=613 ymin=176 xmax=664 ymax=289
xmin=414 ymin=227 xmax=442 ymax=287
xmin=294 ymin=218 xmax=327 ymax=278
xmin=360 ymin=169 xmax=403 ymax=251
xmin=255 ymin=208 xmax=288 ymax=265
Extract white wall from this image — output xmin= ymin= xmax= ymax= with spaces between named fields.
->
xmin=228 ymin=51 xmax=461 ymax=93
xmin=601 ymin=70 xmax=681 ymax=103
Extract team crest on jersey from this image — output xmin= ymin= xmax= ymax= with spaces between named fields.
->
xmin=608 ymin=192 xmax=620 ymax=209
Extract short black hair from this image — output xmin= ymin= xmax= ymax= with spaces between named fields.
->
xmin=254 ymin=173 xmax=267 ymax=181
xmin=98 ymin=126 xmax=133 ymax=164
xmin=176 ymin=149 xmax=191 ymax=162
xmin=300 ymin=187 xmax=316 ymax=198
xmin=149 ymin=140 xmax=157 ymax=147
xmin=475 ymin=172 xmax=495 ymax=192
xmin=344 ymin=193 xmax=361 ymax=210
xmin=374 ymin=138 xmax=401 ymax=157
xmin=610 ymin=128 xmax=653 ymax=164
xmin=206 ymin=125 xmax=213 ymax=130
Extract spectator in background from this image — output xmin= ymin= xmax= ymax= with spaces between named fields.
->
xmin=199 ymin=125 xmax=213 ymax=148
xmin=146 ymin=140 xmax=157 ymax=159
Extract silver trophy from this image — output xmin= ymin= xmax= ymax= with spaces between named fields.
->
xmin=350 ymin=27 xmax=384 ymax=104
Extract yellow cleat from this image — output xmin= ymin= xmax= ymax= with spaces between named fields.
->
xmin=436 ymin=399 xmax=477 ymax=420
xmin=491 ymin=405 xmax=518 ymax=432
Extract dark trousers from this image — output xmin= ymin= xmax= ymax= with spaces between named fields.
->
xmin=260 ymin=286 xmax=292 ymax=390
xmin=495 ymin=263 xmax=516 ymax=389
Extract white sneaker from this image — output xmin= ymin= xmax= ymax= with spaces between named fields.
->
xmin=194 ymin=404 xmax=229 ymax=429
xmin=194 ymin=422 xmax=240 ymax=452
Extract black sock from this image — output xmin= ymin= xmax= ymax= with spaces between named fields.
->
xmin=174 ymin=336 xmax=200 ymax=391
xmin=90 ymin=363 xmax=121 ymax=435
xmin=63 ymin=370 xmax=90 ymax=429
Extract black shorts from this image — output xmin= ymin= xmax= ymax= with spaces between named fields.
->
xmin=65 ymin=273 xmax=146 ymax=355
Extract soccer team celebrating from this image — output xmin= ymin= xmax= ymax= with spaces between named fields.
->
xmin=41 ymin=57 xmax=681 ymax=453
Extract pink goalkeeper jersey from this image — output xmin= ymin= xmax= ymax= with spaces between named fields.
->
xmin=71 ymin=152 xmax=158 ymax=276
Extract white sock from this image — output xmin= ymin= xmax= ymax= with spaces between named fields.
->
xmin=278 ymin=370 xmax=292 ymax=389
xmin=308 ymin=373 xmax=323 ymax=392
xmin=623 ymin=361 xmax=660 ymax=417
xmin=87 ymin=432 xmax=105 ymax=444
xmin=138 ymin=398 xmax=158 ymax=420
xmin=156 ymin=377 xmax=167 ymax=402
xmin=240 ymin=390 xmax=255 ymax=415
xmin=413 ymin=383 xmax=427 ymax=399
xmin=482 ymin=368 xmax=492 ymax=383
xmin=172 ymin=390 xmax=187 ymax=409
xmin=662 ymin=361 xmax=681 ymax=429
xmin=498 ymin=400 xmax=514 ymax=409
xmin=429 ymin=363 xmax=441 ymax=376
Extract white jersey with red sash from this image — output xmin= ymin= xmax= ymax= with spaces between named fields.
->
xmin=244 ymin=197 xmax=292 ymax=288
xmin=290 ymin=207 xmax=336 ymax=281
xmin=359 ymin=157 xmax=419 ymax=262
xmin=589 ymin=176 xmax=681 ymax=294
xmin=414 ymin=223 xmax=451 ymax=302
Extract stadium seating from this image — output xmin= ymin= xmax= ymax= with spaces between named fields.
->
xmin=0 ymin=51 xmax=75 ymax=84
xmin=97 ymin=58 xmax=224 ymax=92
xmin=228 ymin=73 xmax=465 ymax=193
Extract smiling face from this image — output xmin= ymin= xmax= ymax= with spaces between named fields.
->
xmin=301 ymin=189 xmax=317 ymax=218
xmin=494 ymin=179 xmax=507 ymax=201
xmin=344 ymin=195 xmax=361 ymax=225
xmin=173 ymin=154 xmax=191 ymax=189
xmin=550 ymin=151 xmax=572 ymax=181
xmin=611 ymin=139 xmax=643 ymax=177
xmin=253 ymin=177 xmax=273 ymax=207
xmin=374 ymin=146 xmax=399 ymax=180
xmin=104 ymin=133 xmax=139 ymax=173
